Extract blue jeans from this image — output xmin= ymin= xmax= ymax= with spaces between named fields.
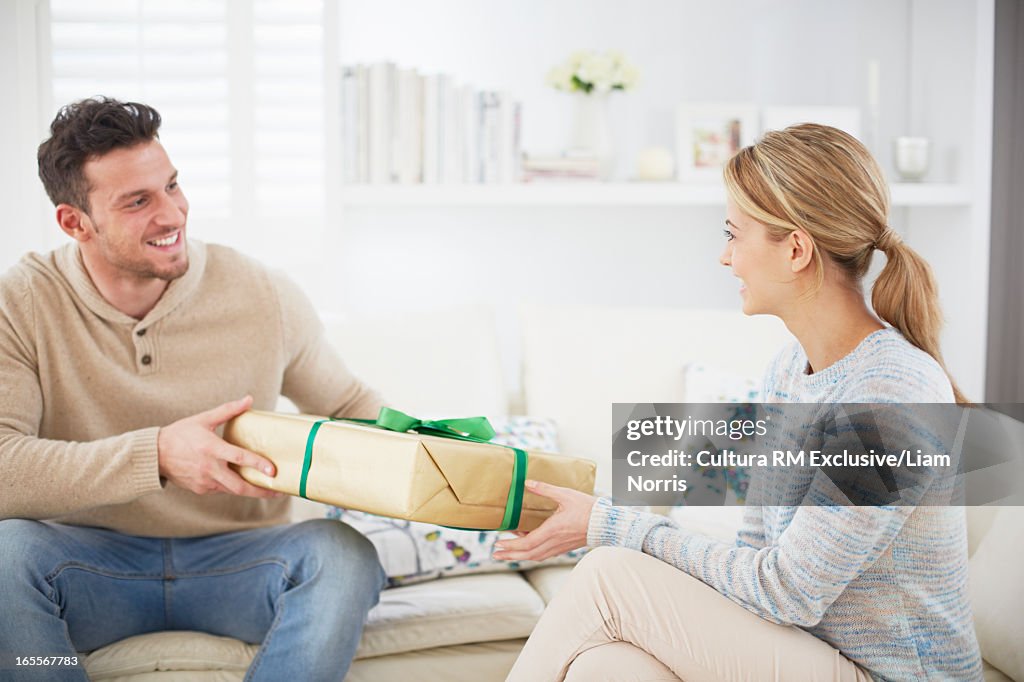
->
xmin=0 ymin=518 xmax=385 ymax=681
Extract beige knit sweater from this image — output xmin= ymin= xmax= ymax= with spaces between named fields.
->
xmin=0 ymin=240 xmax=383 ymax=537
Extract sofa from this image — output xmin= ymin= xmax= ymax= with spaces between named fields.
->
xmin=79 ymin=305 xmax=1022 ymax=681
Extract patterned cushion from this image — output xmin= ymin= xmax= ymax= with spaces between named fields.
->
xmin=678 ymin=363 xmax=763 ymax=504
xmin=327 ymin=416 xmax=588 ymax=586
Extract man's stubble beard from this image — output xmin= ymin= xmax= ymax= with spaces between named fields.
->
xmin=93 ymin=223 xmax=190 ymax=283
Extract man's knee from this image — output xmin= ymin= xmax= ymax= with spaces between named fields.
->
xmin=0 ymin=519 xmax=52 ymax=563
xmin=287 ymin=519 xmax=383 ymax=589
xmin=0 ymin=519 xmax=53 ymax=587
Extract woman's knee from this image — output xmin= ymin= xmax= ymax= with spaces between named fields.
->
xmin=573 ymin=546 xmax=645 ymax=579
xmin=565 ymin=642 xmax=680 ymax=682
xmin=554 ymin=546 xmax=653 ymax=606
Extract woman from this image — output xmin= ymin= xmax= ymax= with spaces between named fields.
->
xmin=496 ymin=124 xmax=982 ymax=681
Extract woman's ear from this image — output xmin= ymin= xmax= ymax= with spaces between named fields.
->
xmin=788 ymin=229 xmax=815 ymax=273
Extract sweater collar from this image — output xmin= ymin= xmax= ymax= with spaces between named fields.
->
xmin=798 ymin=328 xmax=895 ymax=392
xmin=56 ymin=239 xmax=208 ymax=326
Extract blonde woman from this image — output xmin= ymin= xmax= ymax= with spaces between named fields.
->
xmin=497 ymin=125 xmax=982 ymax=681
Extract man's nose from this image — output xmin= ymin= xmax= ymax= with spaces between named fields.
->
xmin=155 ymin=190 xmax=187 ymax=225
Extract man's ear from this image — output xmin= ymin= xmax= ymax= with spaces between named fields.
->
xmin=56 ymin=204 xmax=93 ymax=242
xmin=789 ymin=229 xmax=815 ymax=274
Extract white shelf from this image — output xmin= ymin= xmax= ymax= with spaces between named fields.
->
xmin=889 ymin=183 xmax=973 ymax=206
xmin=339 ymin=182 xmax=972 ymax=208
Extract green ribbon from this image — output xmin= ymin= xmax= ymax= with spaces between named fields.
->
xmin=299 ymin=407 xmax=527 ymax=530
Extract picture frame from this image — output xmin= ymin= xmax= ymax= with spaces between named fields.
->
xmin=675 ymin=103 xmax=759 ymax=182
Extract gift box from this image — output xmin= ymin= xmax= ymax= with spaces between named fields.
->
xmin=223 ymin=408 xmax=597 ymax=531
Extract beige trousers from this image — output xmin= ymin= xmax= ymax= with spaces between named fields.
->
xmin=507 ymin=547 xmax=872 ymax=682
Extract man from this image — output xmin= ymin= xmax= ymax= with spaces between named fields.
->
xmin=0 ymin=97 xmax=386 ymax=681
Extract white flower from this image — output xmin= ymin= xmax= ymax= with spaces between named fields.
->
xmin=616 ymin=63 xmax=640 ymax=90
xmin=547 ymin=49 xmax=639 ymax=94
xmin=545 ymin=64 xmax=574 ymax=91
xmin=568 ymin=50 xmax=589 ymax=69
xmin=586 ymin=53 xmax=616 ymax=92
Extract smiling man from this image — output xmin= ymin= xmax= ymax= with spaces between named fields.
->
xmin=0 ymin=98 xmax=386 ymax=681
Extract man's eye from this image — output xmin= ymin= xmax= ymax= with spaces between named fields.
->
xmin=168 ymin=182 xmax=178 ymax=191
xmin=131 ymin=197 xmax=147 ymax=208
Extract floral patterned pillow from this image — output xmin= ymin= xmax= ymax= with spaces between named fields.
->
xmin=326 ymin=415 xmax=588 ymax=587
xmin=679 ymin=363 xmax=763 ymax=504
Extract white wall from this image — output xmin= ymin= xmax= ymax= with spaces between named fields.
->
xmin=331 ymin=0 xmax=989 ymax=399
xmin=0 ymin=0 xmax=54 ymax=273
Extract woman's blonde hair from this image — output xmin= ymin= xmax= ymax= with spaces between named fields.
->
xmin=723 ymin=123 xmax=967 ymax=404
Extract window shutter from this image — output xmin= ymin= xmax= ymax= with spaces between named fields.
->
xmin=49 ymin=0 xmax=327 ymax=265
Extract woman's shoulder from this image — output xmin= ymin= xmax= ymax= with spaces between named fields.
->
xmin=759 ymin=328 xmax=955 ymax=403
xmin=841 ymin=328 xmax=955 ymax=403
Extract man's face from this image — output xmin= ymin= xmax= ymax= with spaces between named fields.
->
xmin=79 ymin=139 xmax=190 ymax=282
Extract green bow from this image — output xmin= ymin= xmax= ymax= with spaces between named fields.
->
xmin=369 ymin=407 xmax=498 ymax=442
xmin=300 ymin=407 xmax=527 ymax=531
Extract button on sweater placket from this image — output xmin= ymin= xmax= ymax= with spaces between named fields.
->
xmin=133 ymin=325 xmax=157 ymax=374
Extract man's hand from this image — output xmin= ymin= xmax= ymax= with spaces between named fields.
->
xmin=492 ymin=480 xmax=597 ymax=562
xmin=157 ymin=395 xmax=281 ymax=499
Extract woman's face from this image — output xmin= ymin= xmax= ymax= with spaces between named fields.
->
xmin=719 ymin=198 xmax=799 ymax=316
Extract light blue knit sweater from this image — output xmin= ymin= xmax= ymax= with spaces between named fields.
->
xmin=588 ymin=328 xmax=982 ymax=681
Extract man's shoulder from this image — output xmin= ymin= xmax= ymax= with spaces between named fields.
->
xmin=200 ymin=243 xmax=277 ymax=290
xmin=202 ymin=242 xmax=271 ymax=275
xmin=197 ymin=242 xmax=296 ymax=309
xmin=0 ymin=249 xmax=67 ymax=309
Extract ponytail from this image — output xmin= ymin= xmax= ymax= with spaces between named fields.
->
xmin=724 ymin=124 xmax=969 ymax=404
xmin=871 ymin=236 xmax=970 ymax=405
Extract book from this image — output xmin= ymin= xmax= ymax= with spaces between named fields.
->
xmin=367 ymin=62 xmax=395 ymax=184
xmin=340 ymin=62 xmax=523 ymax=186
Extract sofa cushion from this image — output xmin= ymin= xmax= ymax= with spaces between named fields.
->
xmin=682 ymin=362 xmax=761 ymax=403
xmin=983 ymin=659 xmax=1016 ymax=682
xmin=348 ymin=639 xmax=526 ymax=682
xmin=969 ymin=507 xmax=1024 ymax=682
xmin=328 ymin=507 xmax=588 ymax=586
xmin=322 ymin=305 xmax=507 ymax=416
xmin=85 ymin=572 xmax=544 ymax=678
xmin=358 ymin=572 xmax=544 ymax=658
xmin=523 ymin=564 xmax=576 ymax=604
xmin=84 ymin=631 xmax=252 ymax=680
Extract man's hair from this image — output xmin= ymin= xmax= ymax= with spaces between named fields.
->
xmin=37 ymin=97 xmax=162 ymax=213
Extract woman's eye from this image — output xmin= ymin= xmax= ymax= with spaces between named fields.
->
xmin=723 ymin=228 xmax=735 ymax=241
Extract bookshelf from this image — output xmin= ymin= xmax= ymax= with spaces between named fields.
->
xmin=337 ymin=182 xmax=972 ymax=208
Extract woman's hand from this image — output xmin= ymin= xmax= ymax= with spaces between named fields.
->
xmin=492 ymin=479 xmax=598 ymax=562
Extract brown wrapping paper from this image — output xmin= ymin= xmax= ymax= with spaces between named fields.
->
xmin=223 ymin=410 xmax=597 ymax=531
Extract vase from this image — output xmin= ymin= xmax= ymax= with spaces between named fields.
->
xmin=569 ymin=92 xmax=614 ymax=179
